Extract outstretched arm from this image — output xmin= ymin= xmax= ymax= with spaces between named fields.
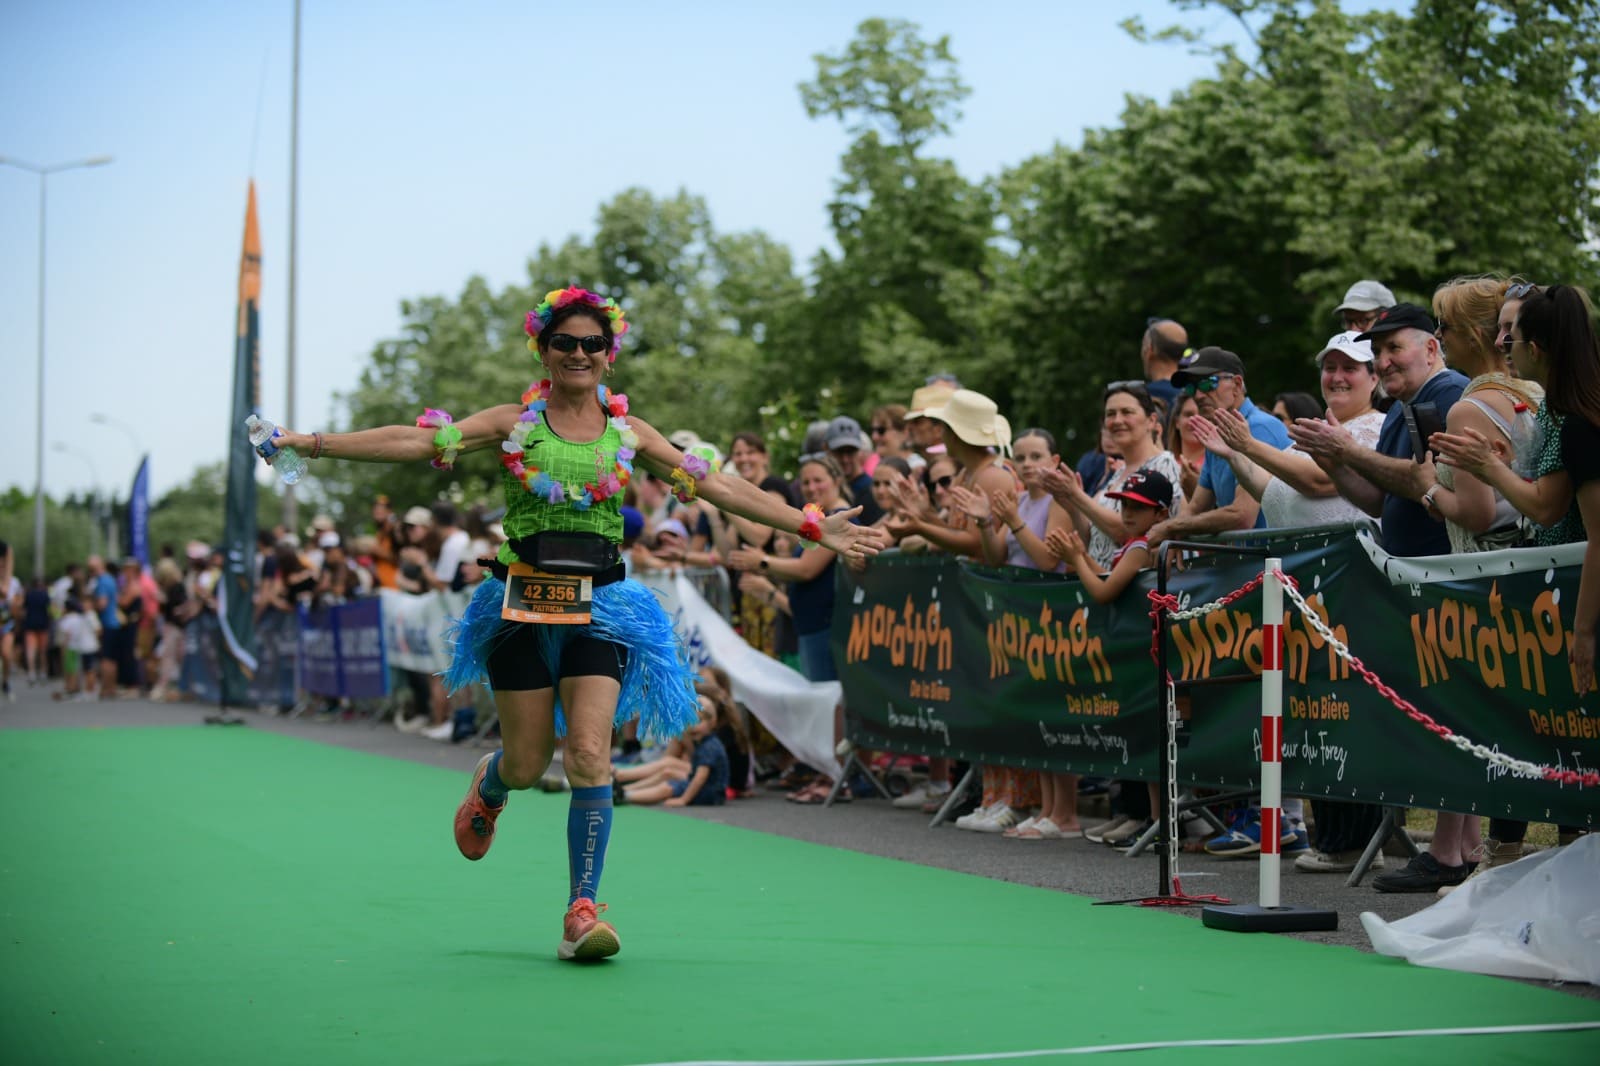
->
xmin=273 ymin=404 xmax=523 ymax=465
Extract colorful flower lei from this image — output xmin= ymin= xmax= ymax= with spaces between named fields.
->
xmin=668 ymin=453 xmax=711 ymax=504
xmin=416 ymin=409 xmax=463 ymax=470
xmin=523 ymin=286 xmax=630 ymax=362
xmin=498 ymin=380 xmax=637 ymax=509
xmin=798 ymin=503 xmax=825 ymax=548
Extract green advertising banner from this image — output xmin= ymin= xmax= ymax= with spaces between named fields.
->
xmin=833 ymin=528 xmax=1598 ymax=828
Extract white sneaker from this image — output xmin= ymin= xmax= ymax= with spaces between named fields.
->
xmin=954 ymin=805 xmax=994 ymax=830
xmin=395 ymin=714 xmax=428 ymax=734
xmin=422 ymin=720 xmax=454 ymax=741
xmin=973 ymin=805 xmax=1018 ymax=833
xmin=892 ymin=785 xmax=929 ymax=810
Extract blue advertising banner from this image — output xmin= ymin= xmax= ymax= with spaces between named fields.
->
xmin=128 ymin=455 xmax=150 ymax=567
xmin=299 ymin=598 xmax=388 ymax=700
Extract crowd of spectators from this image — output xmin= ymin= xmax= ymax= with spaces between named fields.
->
xmin=6 ymin=273 xmax=1593 ymax=901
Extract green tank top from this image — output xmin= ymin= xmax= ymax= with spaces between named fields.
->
xmin=499 ymin=410 xmax=625 ymax=561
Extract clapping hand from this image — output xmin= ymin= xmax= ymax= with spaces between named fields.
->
xmin=1187 ymin=414 xmax=1235 ymax=459
xmin=886 ymin=473 xmax=936 ymax=521
xmin=1210 ymin=407 xmax=1255 ymax=452
xmin=1045 ymin=527 xmax=1086 ymax=562
xmin=1428 ymin=426 xmax=1505 ymax=477
xmin=990 ymin=487 xmax=1021 ymax=530
xmin=1040 ymin=462 xmax=1086 ymax=508
xmin=947 ymin=485 xmax=991 ymax=524
xmin=1287 ymin=410 xmax=1355 ymax=463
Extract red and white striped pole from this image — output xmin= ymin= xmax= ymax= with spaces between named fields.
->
xmin=1258 ymin=558 xmax=1284 ymax=909
xmin=1202 ymin=559 xmax=1334 ymax=932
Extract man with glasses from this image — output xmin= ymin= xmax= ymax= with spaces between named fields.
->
xmin=1147 ymin=347 xmax=1289 ymax=546
xmin=1141 ymin=317 xmax=1191 ymax=406
xmin=1334 ymin=280 xmax=1397 ymax=334
xmin=826 ymin=415 xmax=884 ymax=524
xmin=1289 ymin=303 xmax=1467 ymax=558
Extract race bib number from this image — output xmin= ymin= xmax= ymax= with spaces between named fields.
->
xmin=501 ymin=563 xmax=592 ymax=625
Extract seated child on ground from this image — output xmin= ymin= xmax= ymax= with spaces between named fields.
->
xmin=617 ymin=696 xmax=730 ymax=807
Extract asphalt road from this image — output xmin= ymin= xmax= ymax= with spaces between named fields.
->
xmin=4 ymin=684 xmax=1592 ymax=1001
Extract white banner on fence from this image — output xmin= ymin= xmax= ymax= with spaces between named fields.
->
xmin=378 ymin=589 xmax=470 ymax=675
xmin=638 ymin=571 xmax=842 ymax=780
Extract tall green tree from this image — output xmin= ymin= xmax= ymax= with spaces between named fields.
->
xmin=798 ymin=19 xmax=996 ymax=415
xmin=992 ymin=0 xmax=1600 ymax=445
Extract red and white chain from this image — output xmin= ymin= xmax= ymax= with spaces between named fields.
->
xmin=1275 ymin=569 xmax=1599 ymax=789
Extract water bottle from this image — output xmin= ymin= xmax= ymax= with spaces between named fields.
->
xmin=246 ymin=414 xmax=307 ymax=485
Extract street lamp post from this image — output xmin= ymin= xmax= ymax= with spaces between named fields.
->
xmin=0 ymin=153 xmax=114 ymax=579
xmin=51 ymin=441 xmax=103 ymax=558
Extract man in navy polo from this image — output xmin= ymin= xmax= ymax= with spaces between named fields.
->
xmin=1289 ymin=303 xmax=1468 ymax=559
xmin=1147 ymin=346 xmax=1290 ymax=545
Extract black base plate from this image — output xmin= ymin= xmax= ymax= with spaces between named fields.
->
xmin=1201 ymin=903 xmax=1339 ymax=932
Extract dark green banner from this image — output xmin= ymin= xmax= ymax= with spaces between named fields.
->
xmin=833 ymin=528 xmax=1598 ymax=827
xmin=219 ymin=182 xmax=263 ymax=706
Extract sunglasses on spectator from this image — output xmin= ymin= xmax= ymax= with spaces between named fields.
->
xmin=1180 ymin=374 xmax=1230 ymax=397
xmin=1103 ymin=380 xmax=1149 ymax=397
xmin=869 ymin=423 xmax=893 ymax=435
xmin=931 ymin=475 xmax=954 ymax=491
xmin=547 ymin=333 xmax=609 ymax=355
xmin=1506 ymin=281 xmax=1538 ymax=300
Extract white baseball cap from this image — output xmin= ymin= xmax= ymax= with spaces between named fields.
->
xmin=1316 ymin=330 xmax=1375 ymax=365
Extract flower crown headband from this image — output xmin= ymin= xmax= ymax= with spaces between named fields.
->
xmin=523 ymin=286 xmax=630 ymax=362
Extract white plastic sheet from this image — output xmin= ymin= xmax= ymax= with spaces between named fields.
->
xmin=1361 ymin=834 xmax=1600 ymax=984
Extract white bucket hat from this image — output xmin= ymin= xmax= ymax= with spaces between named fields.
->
xmin=921 ymin=389 xmax=1012 ymax=455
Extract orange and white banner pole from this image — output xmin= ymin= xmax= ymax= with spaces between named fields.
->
xmin=1258 ymin=558 xmax=1284 ymax=909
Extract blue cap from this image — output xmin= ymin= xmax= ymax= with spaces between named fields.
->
xmin=620 ymin=506 xmax=644 ymax=541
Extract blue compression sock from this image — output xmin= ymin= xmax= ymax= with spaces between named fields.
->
xmin=568 ymin=785 xmax=614 ymax=905
xmin=478 ymin=751 xmax=509 ymax=807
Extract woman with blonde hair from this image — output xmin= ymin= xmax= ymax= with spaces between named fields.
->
xmin=1419 ymin=275 xmax=1544 ymax=553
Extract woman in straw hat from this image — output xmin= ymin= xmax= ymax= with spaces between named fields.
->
xmin=884 ymin=389 xmax=1040 ymax=831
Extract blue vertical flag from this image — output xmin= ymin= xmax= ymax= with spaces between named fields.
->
xmin=128 ymin=455 xmax=151 ymax=567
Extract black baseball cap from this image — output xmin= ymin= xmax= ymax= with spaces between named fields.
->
xmin=1108 ymin=469 xmax=1174 ymax=510
xmin=1170 ymin=346 xmax=1245 ymax=386
xmin=1354 ymin=302 xmax=1436 ymax=342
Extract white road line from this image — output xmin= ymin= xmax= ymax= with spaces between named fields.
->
xmin=619 ymin=1020 xmax=1600 ymax=1066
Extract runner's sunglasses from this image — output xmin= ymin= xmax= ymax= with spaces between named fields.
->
xmin=548 ymin=333 xmax=609 ymax=355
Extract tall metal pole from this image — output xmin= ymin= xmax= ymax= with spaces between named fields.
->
xmin=284 ymin=0 xmax=302 ymax=534
xmin=32 ymin=172 xmax=47 ymax=578
xmin=1 ymin=154 xmax=113 ymax=578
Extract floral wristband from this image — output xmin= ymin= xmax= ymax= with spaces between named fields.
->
xmin=798 ymin=503 xmax=824 ymax=548
xmin=416 ymin=409 xmax=462 ymax=470
xmin=669 ymin=453 xmax=710 ymax=504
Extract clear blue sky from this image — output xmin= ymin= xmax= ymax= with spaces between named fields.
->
xmin=0 ymin=0 xmax=1251 ymax=502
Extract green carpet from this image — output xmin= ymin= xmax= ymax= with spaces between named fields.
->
xmin=1 ymin=727 xmax=1596 ymax=1066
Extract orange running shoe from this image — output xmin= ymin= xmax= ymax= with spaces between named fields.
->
xmin=453 ymin=752 xmax=505 ymax=861
xmin=558 ymin=898 xmax=620 ymax=961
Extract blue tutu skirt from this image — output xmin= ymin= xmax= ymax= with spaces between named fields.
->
xmin=442 ymin=576 xmax=699 ymax=742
